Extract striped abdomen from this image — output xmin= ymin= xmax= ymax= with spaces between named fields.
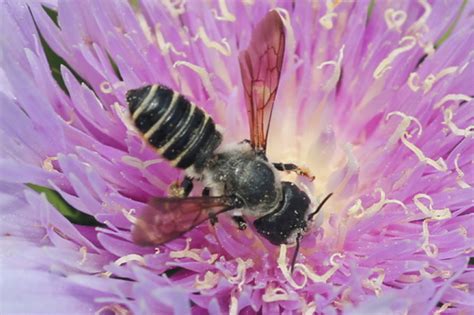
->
xmin=126 ymin=84 xmax=222 ymax=170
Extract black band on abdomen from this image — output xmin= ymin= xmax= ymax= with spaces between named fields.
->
xmin=127 ymin=84 xmax=222 ymax=170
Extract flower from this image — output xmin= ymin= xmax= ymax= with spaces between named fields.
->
xmin=1 ymin=0 xmax=473 ymax=314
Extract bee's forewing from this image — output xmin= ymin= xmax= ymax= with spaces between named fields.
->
xmin=238 ymin=10 xmax=286 ymax=152
xmin=132 ymin=196 xmax=230 ymax=246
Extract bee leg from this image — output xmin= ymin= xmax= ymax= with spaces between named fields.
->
xmin=209 ymin=212 xmax=218 ymax=226
xmin=232 ymin=215 xmax=247 ymax=230
xmin=273 ymin=163 xmax=316 ymax=181
xmin=290 ymin=233 xmax=303 ymax=273
xmin=181 ymin=176 xmax=194 ymax=196
xmin=169 ymin=176 xmax=194 ymax=197
xmin=308 ymin=193 xmax=333 ymax=221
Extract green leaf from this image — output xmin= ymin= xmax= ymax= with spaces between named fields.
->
xmin=42 ymin=5 xmax=58 ymax=26
xmin=27 ymin=183 xmax=103 ymax=226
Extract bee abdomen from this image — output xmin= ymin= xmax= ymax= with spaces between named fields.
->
xmin=127 ymin=84 xmax=222 ymax=171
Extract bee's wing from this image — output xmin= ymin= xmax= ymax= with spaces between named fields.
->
xmin=132 ymin=196 xmax=232 ymax=246
xmin=239 ymin=10 xmax=286 ymax=153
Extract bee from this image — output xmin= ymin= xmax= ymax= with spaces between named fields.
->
xmin=126 ymin=11 xmax=332 ymax=269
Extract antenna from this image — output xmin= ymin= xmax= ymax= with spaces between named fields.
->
xmin=308 ymin=193 xmax=333 ymax=221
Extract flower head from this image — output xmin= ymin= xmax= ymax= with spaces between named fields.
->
xmin=1 ymin=0 xmax=473 ymax=314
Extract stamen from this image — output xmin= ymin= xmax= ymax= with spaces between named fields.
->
xmin=459 ymin=51 xmax=474 ymax=73
xmin=419 ymin=264 xmax=451 ymax=279
xmin=400 ymin=132 xmax=448 ymax=172
xmin=173 ymin=61 xmax=217 ymax=100
xmin=409 ymin=67 xmax=458 ymax=94
xmin=454 ymin=154 xmax=471 ymax=188
xmin=79 ymin=246 xmax=88 ymax=265
xmin=350 ymin=188 xmax=406 ymax=218
xmin=262 ymin=287 xmax=290 ymax=302
xmin=399 ymin=273 xmax=422 ymax=283
xmin=373 ymin=36 xmax=417 ymax=79
xmin=433 ymin=94 xmax=472 ymax=109
xmin=121 ymin=156 xmax=164 ymax=169
xmin=95 ymin=304 xmax=130 ymax=315
xmin=422 ymin=74 xmax=436 ymax=92
xmin=226 ymin=258 xmax=253 ymax=292
xmin=100 ymin=81 xmax=113 ymax=94
xmin=195 ymin=271 xmax=220 ymax=290
xmin=277 ymin=244 xmax=307 ymax=289
xmin=347 ymin=199 xmax=363 ymax=217
xmin=52 ymin=226 xmax=73 ymax=241
xmin=211 ymin=0 xmax=236 ymax=22
xmin=294 ymin=253 xmax=342 ymax=283
xmin=413 ymin=193 xmax=452 ymax=220
xmin=229 ymin=294 xmax=238 ymax=315
xmin=192 ymin=27 xmax=231 ymax=56
xmin=118 ymin=157 xmax=169 ymax=190
xmin=102 ymin=220 xmax=120 ymax=233
xmin=329 ymin=252 xmax=343 ymax=266
xmin=162 ymin=0 xmax=186 ymax=18
xmin=319 ymin=0 xmax=341 ymax=29
xmin=423 ymin=66 xmax=458 ymax=93
xmin=114 ymin=254 xmax=146 ymax=266
xmin=418 ymin=264 xmax=432 ymax=279
xmin=439 ymin=270 xmax=453 ymax=279
xmin=121 ymin=208 xmax=137 ymax=225
xmin=274 ymin=9 xmax=296 ymax=57
xmin=112 ymin=102 xmax=135 ymax=132
xmin=154 ymin=24 xmax=187 ymax=56
xmin=407 ymin=0 xmax=432 ymax=34
xmin=64 ymin=110 xmax=76 ymax=125
xmin=317 ymin=45 xmax=345 ymax=91
xmin=136 ymin=12 xmax=154 ymax=43
xmin=415 ymin=29 xmax=435 ymax=56
xmin=443 ymin=108 xmax=474 ymax=138
xmin=319 ymin=12 xmax=337 ymax=30
xmin=362 ymin=268 xmax=385 ymax=296
xmin=434 ymin=303 xmax=452 ymax=315
xmin=302 ymin=301 xmax=317 ymax=315
xmin=169 ymin=238 xmax=218 ymax=263
xmin=453 ymin=283 xmax=469 ymax=292
xmin=408 ymin=72 xmax=421 ymax=92
xmin=392 ymin=168 xmax=415 ymax=191
xmin=42 ymin=156 xmax=58 ymax=171
xmin=386 ymin=111 xmax=422 ymax=147
xmin=421 ymin=219 xmax=438 ymax=257
xmin=384 ymin=9 xmax=407 ymax=32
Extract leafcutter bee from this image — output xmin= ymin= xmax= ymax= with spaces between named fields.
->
xmin=126 ymin=10 xmax=332 ymax=269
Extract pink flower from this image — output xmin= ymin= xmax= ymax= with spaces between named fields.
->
xmin=1 ymin=0 xmax=473 ymax=314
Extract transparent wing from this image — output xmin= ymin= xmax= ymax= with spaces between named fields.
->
xmin=239 ymin=10 xmax=286 ymax=152
xmin=132 ymin=196 xmax=232 ymax=246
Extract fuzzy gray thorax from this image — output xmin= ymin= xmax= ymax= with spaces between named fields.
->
xmin=201 ymin=143 xmax=282 ymax=215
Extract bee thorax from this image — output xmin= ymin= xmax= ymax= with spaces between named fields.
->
xmin=208 ymin=147 xmax=281 ymax=214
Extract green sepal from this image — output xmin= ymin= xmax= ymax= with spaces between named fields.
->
xmin=27 ymin=183 xmax=103 ymax=226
